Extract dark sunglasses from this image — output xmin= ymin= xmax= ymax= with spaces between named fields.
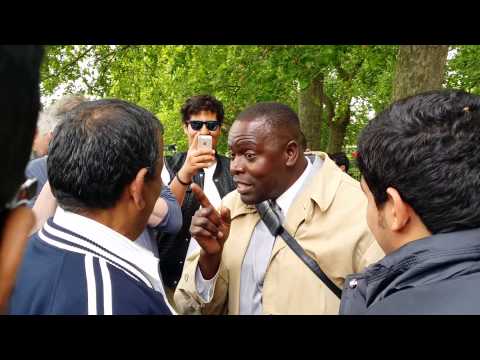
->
xmin=188 ymin=120 xmax=221 ymax=131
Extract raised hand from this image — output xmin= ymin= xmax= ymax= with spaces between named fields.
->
xmin=177 ymin=133 xmax=215 ymax=184
xmin=190 ymin=183 xmax=231 ymax=279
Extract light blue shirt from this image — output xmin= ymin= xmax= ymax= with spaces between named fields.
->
xmin=25 ymin=155 xmax=48 ymax=208
xmin=135 ymin=185 xmax=182 ymax=256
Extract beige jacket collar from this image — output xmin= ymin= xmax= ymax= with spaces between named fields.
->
xmin=226 ymin=152 xmax=343 ymax=270
xmin=271 ymin=153 xmax=342 ymax=261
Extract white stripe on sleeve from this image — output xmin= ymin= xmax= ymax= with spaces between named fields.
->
xmin=99 ymin=259 xmax=113 ymax=315
xmin=84 ymin=254 xmax=97 ymax=315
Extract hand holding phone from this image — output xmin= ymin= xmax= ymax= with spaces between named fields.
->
xmin=179 ymin=134 xmax=215 ymax=183
xmin=197 ymin=135 xmax=212 ymax=151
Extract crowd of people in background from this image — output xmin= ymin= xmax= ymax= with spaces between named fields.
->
xmin=2 ymin=45 xmax=480 ymax=315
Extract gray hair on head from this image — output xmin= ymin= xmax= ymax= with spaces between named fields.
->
xmin=37 ymin=94 xmax=88 ymax=135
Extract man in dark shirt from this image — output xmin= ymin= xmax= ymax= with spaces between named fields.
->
xmin=340 ymin=90 xmax=480 ymax=315
xmin=158 ymin=95 xmax=235 ymax=297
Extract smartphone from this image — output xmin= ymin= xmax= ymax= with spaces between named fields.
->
xmin=198 ymin=135 xmax=212 ymax=151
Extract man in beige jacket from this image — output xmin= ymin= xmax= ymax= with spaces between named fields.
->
xmin=174 ymin=102 xmax=384 ymax=314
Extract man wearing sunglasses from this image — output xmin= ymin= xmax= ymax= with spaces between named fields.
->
xmin=158 ymin=95 xmax=235 ymax=302
xmin=0 ymin=45 xmax=44 ymax=313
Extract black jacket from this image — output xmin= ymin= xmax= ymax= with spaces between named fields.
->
xmin=339 ymin=228 xmax=480 ymax=315
xmin=157 ymin=152 xmax=236 ymax=289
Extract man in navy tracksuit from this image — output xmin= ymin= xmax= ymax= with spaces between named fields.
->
xmin=9 ymin=99 xmax=174 ymax=315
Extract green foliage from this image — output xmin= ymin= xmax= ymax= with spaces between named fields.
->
xmin=445 ymin=46 xmax=480 ymax=94
xmin=41 ymin=45 xmax=470 ymax=156
xmin=318 ymin=45 xmax=397 ymax=151
xmin=42 ymin=45 xmax=300 ymax=154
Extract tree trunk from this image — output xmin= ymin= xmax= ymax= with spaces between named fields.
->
xmin=327 ymin=107 xmax=350 ymax=154
xmin=298 ymin=73 xmax=324 ymax=150
xmin=392 ymin=45 xmax=449 ymax=102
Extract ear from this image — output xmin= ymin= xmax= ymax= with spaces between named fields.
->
xmin=385 ymin=187 xmax=410 ymax=231
xmin=285 ymin=140 xmax=300 ymax=167
xmin=128 ymin=168 xmax=149 ymax=210
xmin=182 ymin=123 xmax=189 ymax=136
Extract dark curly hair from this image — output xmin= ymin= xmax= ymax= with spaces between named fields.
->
xmin=180 ymin=94 xmax=224 ymax=124
xmin=357 ymin=89 xmax=480 ymax=234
